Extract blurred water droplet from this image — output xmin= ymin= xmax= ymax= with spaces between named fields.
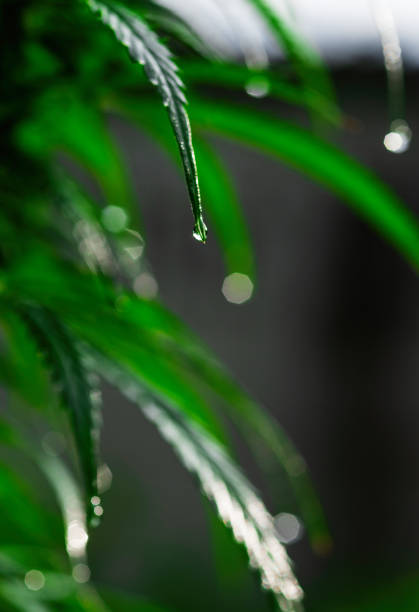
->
xmin=101 ymin=205 xmax=128 ymax=233
xmin=25 ymin=570 xmax=45 ymax=591
xmin=245 ymin=76 xmax=270 ymax=99
xmin=222 ymin=273 xmax=253 ymax=304
xmin=90 ymin=495 xmax=101 ymax=507
xmin=133 ymin=273 xmax=158 ymax=299
xmin=383 ymin=119 xmax=411 ymax=153
xmin=72 ymin=563 xmax=91 ymax=584
xmin=274 ymin=513 xmax=303 ymax=544
xmin=93 ymin=505 xmax=104 ymax=517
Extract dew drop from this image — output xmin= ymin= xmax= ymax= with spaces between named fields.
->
xmin=245 ymin=76 xmax=270 ymax=99
xmin=383 ymin=119 xmax=411 ymax=153
xmin=72 ymin=563 xmax=91 ymax=584
xmin=25 ymin=570 xmax=45 ymax=591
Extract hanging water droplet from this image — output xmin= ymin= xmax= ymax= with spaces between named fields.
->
xmin=383 ymin=119 xmax=411 ymax=153
xmin=245 ymin=76 xmax=270 ymax=99
xmin=192 ymin=220 xmax=207 ymax=243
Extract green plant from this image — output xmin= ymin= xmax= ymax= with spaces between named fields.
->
xmin=1 ymin=1 xmax=418 ymax=611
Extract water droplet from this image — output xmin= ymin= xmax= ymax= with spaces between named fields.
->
xmin=245 ymin=76 xmax=270 ymax=99
xmin=133 ymin=273 xmax=158 ymax=299
xmin=274 ymin=513 xmax=303 ymax=544
xmin=192 ymin=220 xmax=207 ymax=243
xmin=101 ymin=205 xmax=128 ymax=233
xmin=383 ymin=119 xmax=411 ymax=153
xmin=93 ymin=505 xmax=104 ymax=517
xmin=222 ymin=273 xmax=253 ymax=305
xmin=25 ymin=570 xmax=45 ymax=591
xmin=72 ymin=563 xmax=90 ymax=584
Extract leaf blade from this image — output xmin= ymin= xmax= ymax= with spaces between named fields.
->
xmin=22 ymin=306 xmax=102 ymax=525
xmin=94 ymin=357 xmax=303 ymax=611
xmin=87 ymin=0 xmax=207 ymax=241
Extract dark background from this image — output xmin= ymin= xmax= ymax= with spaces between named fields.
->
xmin=89 ymin=68 xmax=419 ymax=610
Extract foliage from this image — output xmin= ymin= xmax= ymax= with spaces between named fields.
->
xmin=1 ymin=1 xmax=418 ymax=611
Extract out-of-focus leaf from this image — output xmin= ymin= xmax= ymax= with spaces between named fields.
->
xmin=248 ymin=0 xmax=336 ymax=120
xmin=22 ymin=307 xmax=102 ymax=525
xmin=308 ymin=567 xmax=419 ymax=612
xmin=191 ymin=100 xmax=419 ymax=271
xmin=5 ymin=255 xmax=227 ymax=445
xmin=100 ymin=586 xmax=172 ymax=612
xmin=4 ymin=254 xmax=327 ymax=548
xmin=0 ymin=460 xmax=59 ymax=549
xmin=111 ymin=97 xmax=254 ymax=279
xmin=113 ymin=293 xmax=330 ymax=551
xmin=15 ymin=89 xmax=134 ymax=218
xmin=86 ymin=0 xmax=207 ymax=242
xmin=180 ymin=60 xmax=341 ymax=126
xmin=93 ymin=358 xmax=303 ymax=612
xmin=39 ymin=453 xmax=90 ymax=564
xmin=0 ymin=310 xmax=52 ymax=411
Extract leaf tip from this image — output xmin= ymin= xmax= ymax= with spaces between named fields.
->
xmin=193 ymin=218 xmax=208 ymax=243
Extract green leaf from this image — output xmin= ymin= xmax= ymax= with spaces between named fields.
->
xmin=5 ymin=254 xmax=327 ymax=548
xmin=87 ymin=0 xmax=207 ymax=242
xmin=248 ymin=0 xmax=337 ymax=120
xmin=0 ymin=310 xmax=52 ymax=411
xmin=22 ymin=307 xmax=102 ymax=525
xmin=115 ymin=293 xmax=330 ymax=552
xmin=181 ymin=60 xmax=341 ymax=126
xmin=111 ymin=97 xmax=254 ymax=279
xmin=6 ymin=255 xmax=227 ymax=445
xmin=93 ymin=358 xmax=304 ymax=612
xmin=190 ymin=100 xmax=419 ymax=271
xmin=15 ymin=89 xmax=135 ymax=220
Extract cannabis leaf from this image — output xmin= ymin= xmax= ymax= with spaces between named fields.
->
xmin=94 ymin=356 xmax=303 ymax=612
xmin=86 ymin=0 xmax=207 ymax=242
xmin=23 ymin=307 xmax=102 ymax=525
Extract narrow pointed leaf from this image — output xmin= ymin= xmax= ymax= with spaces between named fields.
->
xmin=87 ymin=0 xmax=207 ymax=241
xmin=111 ymin=97 xmax=254 ymax=279
xmin=94 ymin=357 xmax=303 ymax=611
xmin=191 ymin=100 xmax=419 ymax=271
xmin=16 ymin=89 xmax=135 ymax=218
xmin=5 ymin=254 xmax=327 ymax=547
xmin=115 ymin=293 xmax=330 ymax=551
xmin=22 ymin=307 xmax=102 ymax=525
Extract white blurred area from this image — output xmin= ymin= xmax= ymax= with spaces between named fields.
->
xmin=154 ymin=0 xmax=419 ymax=66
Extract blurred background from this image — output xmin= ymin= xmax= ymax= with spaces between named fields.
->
xmin=82 ymin=2 xmax=419 ymax=610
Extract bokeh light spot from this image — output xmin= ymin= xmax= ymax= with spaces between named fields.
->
xmin=101 ymin=206 xmax=128 ymax=233
xmin=222 ymin=273 xmax=253 ymax=304
xmin=24 ymin=570 xmax=45 ymax=591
